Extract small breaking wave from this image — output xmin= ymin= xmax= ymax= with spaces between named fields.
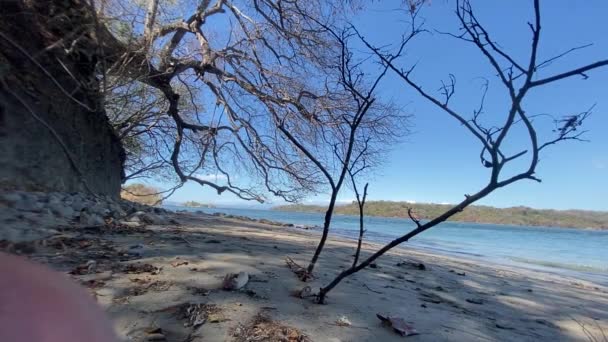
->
xmin=508 ymin=256 xmax=608 ymax=273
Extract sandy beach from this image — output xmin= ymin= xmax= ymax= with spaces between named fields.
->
xmin=11 ymin=211 xmax=608 ymax=341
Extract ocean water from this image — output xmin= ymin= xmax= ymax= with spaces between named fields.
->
xmin=167 ymin=206 xmax=608 ymax=283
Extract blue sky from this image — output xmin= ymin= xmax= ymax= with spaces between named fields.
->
xmin=163 ymin=0 xmax=608 ymax=211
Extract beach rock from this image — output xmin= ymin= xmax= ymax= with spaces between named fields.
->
xmin=1 ymin=190 xmax=178 ymax=242
xmin=335 ymin=315 xmax=352 ymax=327
xmin=69 ymin=198 xmax=87 ymax=212
xmin=1 ymin=192 xmax=23 ymax=205
xmin=48 ymin=202 xmax=75 ymax=218
xmin=89 ymin=202 xmax=110 ymax=217
xmin=466 ymin=298 xmax=484 ymax=305
xmin=495 ymin=323 xmax=514 ymax=330
xmin=109 ymin=203 xmax=127 ymax=218
xmin=396 ymin=260 xmax=426 ymax=270
xmin=46 ymin=192 xmax=63 ymax=203
xmin=79 ymin=211 xmax=105 ymax=226
xmin=13 ymin=196 xmax=43 ymax=212
xmin=222 ymin=271 xmax=249 ymax=290
xmin=145 ymin=333 xmax=167 ymax=341
xmin=130 ymin=211 xmax=169 ymax=225
xmin=126 ymin=211 xmax=144 ymax=223
xmin=118 ymin=220 xmax=142 ymax=228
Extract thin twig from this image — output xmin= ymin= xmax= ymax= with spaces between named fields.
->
xmin=362 ymin=283 xmax=383 ymax=294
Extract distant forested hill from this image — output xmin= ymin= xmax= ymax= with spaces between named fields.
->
xmin=273 ymin=201 xmax=608 ymax=229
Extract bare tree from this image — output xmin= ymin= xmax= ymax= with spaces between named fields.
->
xmin=273 ymin=25 xmax=407 ymax=279
xmin=89 ymin=0 xmax=378 ymax=202
xmin=96 ymin=1 xmax=406 ymax=278
xmin=314 ymin=0 xmax=608 ymax=303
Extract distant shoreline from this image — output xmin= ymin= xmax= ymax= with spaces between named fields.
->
xmin=272 ymin=201 xmax=608 ymax=230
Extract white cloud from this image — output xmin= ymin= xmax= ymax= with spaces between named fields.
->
xmin=194 ymin=173 xmax=229 ymax=182
xmin=592 ymin=158 xmax=607 ymax=170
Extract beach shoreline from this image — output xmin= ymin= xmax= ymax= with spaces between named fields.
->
xmin=172 ymin=206 xmax=608 ymax=281
xmin=9 ymin=210 xmax=607 ymax=341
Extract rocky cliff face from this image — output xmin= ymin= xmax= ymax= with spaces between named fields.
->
xmin=0 ymin=0 xmax=124 ymax=197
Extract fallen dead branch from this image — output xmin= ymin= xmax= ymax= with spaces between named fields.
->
xmin=285 ymin=256 xmax=313 ymax=281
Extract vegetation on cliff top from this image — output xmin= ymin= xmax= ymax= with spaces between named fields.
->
xmin=273 ymin=201 xmax=608 ymax=229
xmin=182 ymin=201 xmax=215 ymax=208
xmin=121 ymin=183 xmax=162 ymax=206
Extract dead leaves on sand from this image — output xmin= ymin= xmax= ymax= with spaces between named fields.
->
xmin=121 ymin=262 xmax=162 ymax=275
xmin=158 ymin=303 xmax=225 ymax=328
xmin=232 ymin=313 xmax=310 ymax=342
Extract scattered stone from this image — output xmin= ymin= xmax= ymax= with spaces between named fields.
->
xmin=47 ymin=202 xmax=75 ymax=218
xmin=466 ymin=298 xmax=484 ymax=305
xmin=1 ymin=190 xmax=179 ymax=243
xmin=0 ymin=240 xmax=37 ymax=254
xmin=79 ymin=211 xmax=105 ymax=226
xmin=145 ymin=333 xmax=166 ymax=341
xmin=71 ymin=201 xmax=87 ymax=212
xmin=396 ymin=260 xmax=426 ymax=270
xmin=70 ymin=260 xmax=97 ymax=275
xmin=223 ymin=271 xmax=249 ymax=290
xmin=144 ymin=328 xmax=167 ymax=342
xmin=189 ymin=287 xmax=210 ymax=296
xmin=0 ymin=192 xmax=23 ymax=204
xmin=495 ymin=323 xmax=514 ymax=330
xmin=126 ymin=211 xmax=144 ymax=223
xmin=377 ymin=313 xmax=419 ymax=336
xmin=118 ymin=220 xmax=144 ymax=228
xmin=208 ymin=313 xmax=227 ymax=323
xmin=89 ymin=202 xmax=109 ymax=216
xmin=290 ymin=286 xmax=312 ymax=299
xmin=419 ymin=291 xmax=442 ymax=304
xmin=294 ymin=224 xmax=311 ymax=230
xmin=335 ymin=315 xmax=352 ymax=327
xmin=109 ymin=204 xmax=127 ymax=218
xmin=14 ymin=197 xmax=42 ymax=212
xmin=170 ymin=260 xmax=189 ymax=267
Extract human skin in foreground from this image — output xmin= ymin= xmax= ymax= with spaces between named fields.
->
xmin=0 ymin=252 xmax=117 ymax=342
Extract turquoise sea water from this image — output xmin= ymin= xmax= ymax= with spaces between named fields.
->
xmin=166 ymin=206 xmax=608 ymax=283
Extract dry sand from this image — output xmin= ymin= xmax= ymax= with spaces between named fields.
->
xmin=12 ymin=212 xmax=608 ymax=341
